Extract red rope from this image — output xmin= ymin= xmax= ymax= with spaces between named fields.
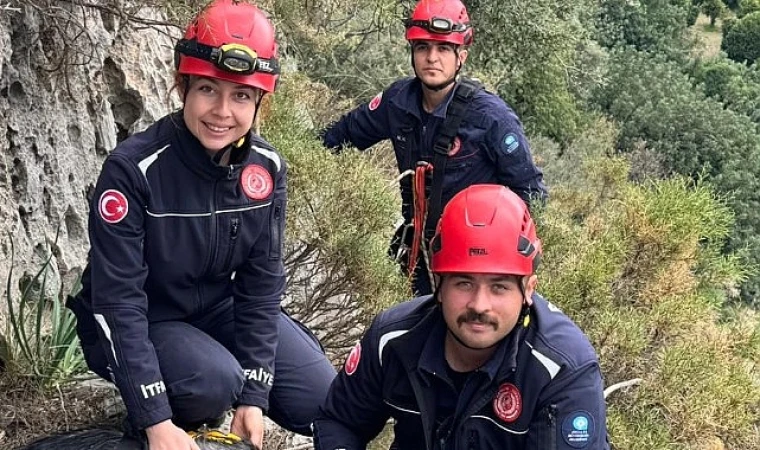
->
xmin=409 ymin=162 xmax=433 ymax=279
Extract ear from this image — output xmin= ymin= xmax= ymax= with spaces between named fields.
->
xmin=434 ymin=274 xmax=443 ymax=302
xmin=458 ymin=48 xmax=469 ymax=66
xmin=522 ymin=274 xmax=538 ymax=306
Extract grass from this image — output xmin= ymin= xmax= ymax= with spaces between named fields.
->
xmin=0 ymin=373 xmax=123 ymax=449
xmin=690 ymin=13 xmax=725 ymax=59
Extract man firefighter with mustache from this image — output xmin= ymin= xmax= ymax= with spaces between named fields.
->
xmin=313 ymin=184 xmax=609 ymax=450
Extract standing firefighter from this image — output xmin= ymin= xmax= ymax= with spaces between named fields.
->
xmin=314 ymin=184 xmax=609 ymax=450
xmin=66 ymin=1 xmax=336 ymax=449
xmin=321 ymin=0 xmax=547 ymax=295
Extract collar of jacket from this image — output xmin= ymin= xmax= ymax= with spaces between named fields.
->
xmin=171 ymin=111 xmax=251 ymax=180
xmin=389 ymin=295 xmax=529 ymax=384
xmin=390 ymin=77 xmax=460 ymax=121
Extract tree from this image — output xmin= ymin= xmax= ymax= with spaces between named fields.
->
xmin=724 ymin=11 xmax=760 ymax=63
xmin=723 ymin=0 xmax=741 ymax=9
xmin=694 ymin=57 xmax=760 ymax=124
xmin=738 ymin=0 xmax=760 ymax=17
xmin=465 ymin=0 xmax=597 ymax=145
xmin=595 ymin=0 xmax=694 ymax=54
xmin=702 ymin=0 xmax=727 ymax=25
xmin=593 ymin=49 xmax=760 ymax=303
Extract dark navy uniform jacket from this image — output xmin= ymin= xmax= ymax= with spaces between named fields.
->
xmin=70 ymin=112 xmax=286 ymax=429
xmin=314 ymin=295 xmax=609 ymax=450
xmin=322 ymin=77 xmax=547 ymax=220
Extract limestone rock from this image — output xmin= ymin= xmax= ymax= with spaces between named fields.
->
xmin=0 ymin=4 xmax=179 ymax=320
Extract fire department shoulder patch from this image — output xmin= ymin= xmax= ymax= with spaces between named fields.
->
xmin=368 ymin=92 xmax=383 ymax=111
xmin=344 ymin=342 xmax=362 ymax=376
xmin=241 ymin=165 xmax=273 ymax=200
xmin=493 ymin=382 xmax=522 ymax=423
xmin=98 ymin=189 xmax=129 ymax=224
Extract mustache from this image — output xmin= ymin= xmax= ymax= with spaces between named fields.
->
xmin=457 ymin=310 xmax=498 ymax=330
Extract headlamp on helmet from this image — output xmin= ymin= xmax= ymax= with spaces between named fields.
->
xmin=175 ymin=39 xmax=280 ymax=77
xmin=405 ymin=17 xmax=470 ymax=35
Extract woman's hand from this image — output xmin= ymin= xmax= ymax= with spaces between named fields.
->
xmin=145 ymin=419 xmax=200 ymax=450
xmin=230 ymin=405 xmax=265 ymax=450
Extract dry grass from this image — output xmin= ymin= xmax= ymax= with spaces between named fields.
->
xmin=690 ymin=13 xmax=726 ymax=60
xmin=0 ymin=374 xmax=123 ymax=449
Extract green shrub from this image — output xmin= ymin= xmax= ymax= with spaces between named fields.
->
xmin=593 ymin=49 xmax=760 ymax=303
xmin=694 ymin=57 xmax=760 ymax=123
xmin=261 ymin=73 xmax=408 ymax=360
xmin=539 ymin=157 xmax=760 ymax=449
xmin=724 ymin=11 xmax=760 ymax=63
xmin=687 ymin=4 xmax=701 ymax=26
xmin=723 ymin=0 xmax=740 ymax=10
xmin=739 ymin=0 xmax=760 ymax=16
xmin=595 ymin=0 xmax=694 ymax=54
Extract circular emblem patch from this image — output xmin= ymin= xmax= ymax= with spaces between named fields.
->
xmin=344 ymin=342 xmax=362 ymax=376
xmin=503 ymin=132 xmax=520 ymax=154
xmin=493 ymin=382 xmax=522 ymax=423
xmin=368 ymin=92 xmax=383 ymax=111
xmin=448 ymin=136 xmax=462 ymax=156
xmin=562 ymin=410 xmax=595 ymax=448
xmin=98 ymin=189 xmax=129 ymax=224
xmin=241 ymin=165 xmax=273 ymax=200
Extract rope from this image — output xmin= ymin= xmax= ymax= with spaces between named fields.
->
xmin=408 ymin=162 xmax=433 ymax=280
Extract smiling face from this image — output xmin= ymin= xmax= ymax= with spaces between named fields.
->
xmin=182 ymin=76 xmax=260 ymax=152
xmin=440 ymin=273 xmax=535 ymax=354
xmin=411 ymin=40 xmax=468 ymax=89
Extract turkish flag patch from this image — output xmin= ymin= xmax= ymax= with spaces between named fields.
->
xmin=368 ymin=92 xmax=383 ymax=111
xmin=241 ymin=165 xmax=273 ymax=200
xmin=493 ymin=382 xmax=522 ymax=423
xmin=98 ymin=189 xmax=129 ymax=224
xmin=344 ymin=342 xmax=361 ymax=376
xmin=449 ymin=136 xmax=462 ymax=156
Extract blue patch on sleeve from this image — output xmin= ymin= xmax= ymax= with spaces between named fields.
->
xmin=502 ymin=133 xmax=520 ymax=154
xmin=561 ymin=410 xmax=595 ymax=448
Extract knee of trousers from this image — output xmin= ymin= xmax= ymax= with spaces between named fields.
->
xmin=167 ymin=357 xmax=245 ymax=424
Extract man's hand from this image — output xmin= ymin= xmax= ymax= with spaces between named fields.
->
xmin=230 ymin=405 xmax=265 ymax=450
xmin=145 ymin=419 xmax=200 ymax=450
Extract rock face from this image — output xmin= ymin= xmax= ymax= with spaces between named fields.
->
xmin=0 ymin=4 xmax=179 ymax=319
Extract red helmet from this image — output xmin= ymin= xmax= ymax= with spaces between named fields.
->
xmin=405 ymin=0 xmax=473 ymax=46
xmin=175 ymin=0 xmax=280 ymax=92
xmin=431 ymin=185 xmax=541 ymax=276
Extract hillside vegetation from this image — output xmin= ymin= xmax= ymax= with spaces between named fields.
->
xmin=1 ymin=0 xmax=759 ymax=448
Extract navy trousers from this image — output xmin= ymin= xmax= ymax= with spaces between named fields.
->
xmin=75 ymin=299 xmax=336 ymax=436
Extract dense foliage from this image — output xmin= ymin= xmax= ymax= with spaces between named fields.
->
xmin=2 ymin=0 xmax=760 ymax=448
xmin=724 ymin=11 xmax=760 ymax=63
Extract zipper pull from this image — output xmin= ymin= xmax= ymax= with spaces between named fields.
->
xmin=230 ymin=218 xmax=240 ymax=239
xmin=467 ymin=430 xmax=478 ymax=450
xmin=274 ymin=203 xmax=282 ymax=221
xmin=228 ymin=164 xmax=235 ymax=179
xmin=547 ymin=404 xmax=557 ymax=426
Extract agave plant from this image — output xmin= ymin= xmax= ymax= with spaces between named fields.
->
xmin=5 ymin=230 xmax=86 ymax=386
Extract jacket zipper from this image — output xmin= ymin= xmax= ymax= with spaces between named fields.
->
xmin=467 ymin=429 xmax=478 ymax=450
xmin=200 ymin=178 xmax=220 ymax=310
xmin=222 ymin=217 xmax=240 ymax=273
xmin=268 ymin=200 xmax=283 ymax=260
xmin=547 ymin=404 xmax=558 ymax=449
